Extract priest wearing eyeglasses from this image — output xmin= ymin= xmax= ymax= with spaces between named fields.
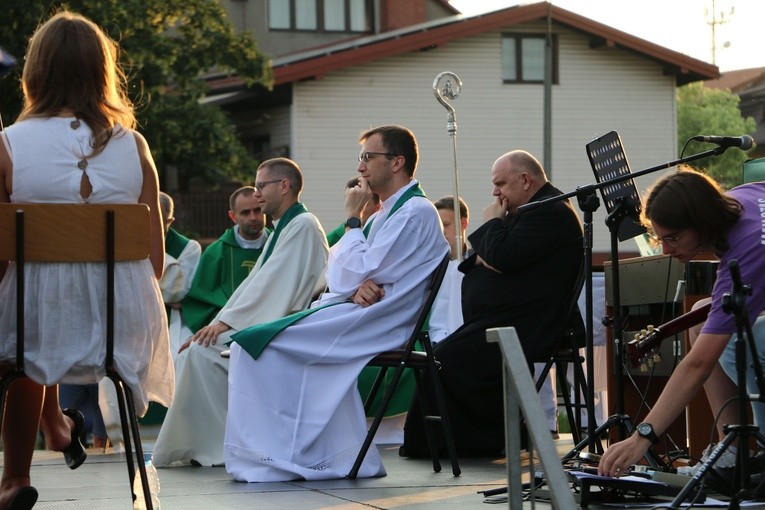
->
xmin=223 ymin=125 xmax=448 ymax=482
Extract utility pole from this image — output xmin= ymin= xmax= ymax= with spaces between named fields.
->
xmin=706 ymin=0 xmax=733 ymax=66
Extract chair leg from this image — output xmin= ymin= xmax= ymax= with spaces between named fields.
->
xmin=555 ymin=361 xmax=582 ymax=445
xmin=412 ymin=368 xmax=442 ymax=474
xmin=423 ymin=363 xmax=460 ymax=476
xmin=362 ymin=366 xmax=388 ymax=415
xmin=108 ymin=373 xmax=153 ymax=510
xmin=348 ymin=363 xmax=408 ymax=480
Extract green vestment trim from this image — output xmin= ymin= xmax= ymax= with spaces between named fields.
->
xmin=259 ymin=202 xmax=308 ymax=265
xmin=229 ymin=183 xmax=426 ymax=360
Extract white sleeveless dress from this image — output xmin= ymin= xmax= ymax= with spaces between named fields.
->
xmin=0 ymin=117 xmax=174 ymax=414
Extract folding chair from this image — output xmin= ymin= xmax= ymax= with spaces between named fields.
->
xmin=533 ymin=261 xmax=589 ymax=444
xmin=348 ymin=253 xmax=460 ymax=479
xmin=0 ymin=203 xmax=156 ymax=510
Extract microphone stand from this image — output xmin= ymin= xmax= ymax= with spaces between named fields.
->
xmin=520 ymin=144 xmax=730 ymax=463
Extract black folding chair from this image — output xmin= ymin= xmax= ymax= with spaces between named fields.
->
xmin=0 ymin=203 xmax=156 ymax=510
xmin=348 ymin=253 xmax=460 ymax=479
xmin=533 ymin=260 xmax=589 ymax=444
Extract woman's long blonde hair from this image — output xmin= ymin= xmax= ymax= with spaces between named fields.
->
xmin=19 ymin=11 xmax=136 ymax=155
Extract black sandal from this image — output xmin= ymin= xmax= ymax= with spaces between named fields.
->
xmin=61 ymin=408 xmax=87 ymax=470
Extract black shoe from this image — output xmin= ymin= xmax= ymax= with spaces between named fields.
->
xmin=61 ymin=408 xmax=87 ymax=470
xmin=8 ymin=486 xmax=38 ymax=510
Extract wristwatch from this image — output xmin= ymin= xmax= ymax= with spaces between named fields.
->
xmin=634 ymin=422 xmax=659 ymax=444
xmin=345 ymin=217 xmax=362 ymax=229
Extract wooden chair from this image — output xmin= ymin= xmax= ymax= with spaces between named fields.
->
xmin=533 ymin=261 xmax=589 ymax=444
xmin=0 ymin=203 xmax=156 ymax=510
xmin=348 ymin=253 xmax=460 ymax=479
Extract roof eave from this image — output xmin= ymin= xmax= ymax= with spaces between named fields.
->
xmin=272 ymin=2 xmax=719 ymax=86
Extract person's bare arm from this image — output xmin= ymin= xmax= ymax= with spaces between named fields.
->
xmin=134 ymin=131 xmax=164 ymax=279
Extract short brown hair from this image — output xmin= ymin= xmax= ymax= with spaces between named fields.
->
xmin=258 ymin=157 xmax=303 ymax=195
xmin=229 ymin=186 xmax=256 ymax=211
xmin=359 ymin=125 xmax=418 ymax=177
xmin=433 ymin=195 xmax=468 ymax=221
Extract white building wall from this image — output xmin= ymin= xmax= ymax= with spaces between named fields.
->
xmin=289 ymin=22 xmax=678 ymax=254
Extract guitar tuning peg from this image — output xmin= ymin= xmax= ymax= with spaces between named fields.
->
xmin=647 ymin=358 xmax=655 ymax=368
xmin=634 ymin=332 xmax=641 ymax=340
xmin=640 ymin=363 xmax=648 ymax=373
xmin=640 ymin=329 xmax=648 ymax=337
xmin=652 ymin=353 xmax=661 ymax=364
xmin=647 ymin=325 xmax=655 ymax=332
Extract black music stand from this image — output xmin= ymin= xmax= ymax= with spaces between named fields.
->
xmin=558 ymin=132 xmax=664 ymax=469
xmin=587 ymin=132 xmax=644 ymax=419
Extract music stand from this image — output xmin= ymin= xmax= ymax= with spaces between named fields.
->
xmin=570 ymin=131 xmax=667 ymax=468
xmin=586 ymin=131 xmax=645 ymax=420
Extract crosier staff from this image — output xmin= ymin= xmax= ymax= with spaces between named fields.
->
xmin=433 ymin=71 xmax=464 ymax=261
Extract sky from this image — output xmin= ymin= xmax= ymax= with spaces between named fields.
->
xmin=449 ymin=0 xmax=761 ymax=72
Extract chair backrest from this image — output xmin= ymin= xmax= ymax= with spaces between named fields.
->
xmin=405 ymin=253 xmax=451 ymax=349
xmin=0 ymin=203 xmax=150 ymax=262
xmin=559 ymin=257 xmax=587 ymax=350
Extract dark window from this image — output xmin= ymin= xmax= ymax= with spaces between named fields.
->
xmin=501 ymin=33 xmax=559 ymax=84
xmin=268 ymin=0 xmax=371 ymax=33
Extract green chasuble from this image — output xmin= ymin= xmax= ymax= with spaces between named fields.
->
xmin=230 ymin=184 xmax=426 ymax=417
xmin=181 ymin=228 xmax=268 ymax=333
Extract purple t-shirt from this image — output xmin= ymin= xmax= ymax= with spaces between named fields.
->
xmin=702 ymin=182 xmax=765 ymax=335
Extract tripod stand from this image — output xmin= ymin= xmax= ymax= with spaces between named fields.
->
xmin=670 ymin=260 xmax=765 ymax=509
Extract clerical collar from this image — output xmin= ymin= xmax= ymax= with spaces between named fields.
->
xmin=233 ymin=225 xmax=267 ymax=250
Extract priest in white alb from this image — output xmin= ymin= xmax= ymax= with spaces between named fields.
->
xmin=152 ymin=158 xmax=328 ymax=467
xmin=224 ymin=125 xmax=449 ymax=481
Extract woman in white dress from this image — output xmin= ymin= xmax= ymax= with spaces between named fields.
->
xmin=0 ymin=11 xmax=173 ymax=510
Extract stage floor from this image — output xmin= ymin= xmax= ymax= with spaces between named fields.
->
xmin=7 ymin=431 xmax=749 ymax=509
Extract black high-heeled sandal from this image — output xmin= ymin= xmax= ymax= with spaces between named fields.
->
xmin=7 ymin=486 xmax=37 ymax=510
xmin=61 ymin=408 xmax=87 ymax=470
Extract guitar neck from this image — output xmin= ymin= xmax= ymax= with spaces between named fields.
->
xmin=627 ymin=302 xmax=712 ymax=368
xmin=654 ymin=302 xmax=712 ymax=339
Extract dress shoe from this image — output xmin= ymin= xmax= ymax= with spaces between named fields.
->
xmin=8 ymin=486 xmax=38 ymax=510
xmin=61 ymin=408 xmax=87 ymax=470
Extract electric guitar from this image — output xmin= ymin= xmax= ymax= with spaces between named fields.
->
xmin=626 ymin=302 xmax=711 ymax=371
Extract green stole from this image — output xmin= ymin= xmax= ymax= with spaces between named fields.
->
xmin=260 ymin=202 xmax=308 ymax=265
xmin=180 ymin=228 xmax=268 ymax=333
xmin=229 ymin=182 xmax=425 ymax=360
xmin=165 ymin=228 xmax=191 ymax=260
xmin=164 ymin=228 xmax=192 ymax=320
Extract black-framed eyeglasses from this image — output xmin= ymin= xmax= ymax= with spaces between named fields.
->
xmin=648 ymin=230 xmax=687 ymax=247
xmin=358 ymin=151 xmax=396 ymax=163
xmin=255 ymin=179 xmax=283 ymax=190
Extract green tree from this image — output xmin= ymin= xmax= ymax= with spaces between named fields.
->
xmin=0 ymin=0 xmax=273 ymax=189
xmin=677 ymin=82 xmax=756 ymax=189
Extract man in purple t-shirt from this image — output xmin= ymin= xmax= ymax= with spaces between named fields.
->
xmin=598 ymin=168 xmax=765 ymax=478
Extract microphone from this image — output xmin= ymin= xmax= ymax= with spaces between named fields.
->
xmin=692 ymin=135 xmax=754 ymax=150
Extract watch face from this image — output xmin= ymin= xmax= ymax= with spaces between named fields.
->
xmin=638 ymin=423 xmax=650 ymax=435
xmin=346 ymin=217 xmax=362 ymax=229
